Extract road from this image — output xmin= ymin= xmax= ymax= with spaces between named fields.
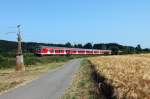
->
xmin=0 ymin=59 xmax=81 ymax=99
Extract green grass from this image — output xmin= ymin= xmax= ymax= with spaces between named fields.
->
xmin=0 ymin=52 xmax=101 ymax=69
xmin=0 ymin=53 xmax=71 ymax=69
xmin=62 ymin=60 xmax=96 ymax=99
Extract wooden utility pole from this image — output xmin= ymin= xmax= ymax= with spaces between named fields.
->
xmin=16 ymin=25 xmax=25 ymax=71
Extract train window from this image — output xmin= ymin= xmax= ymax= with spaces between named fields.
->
xmin=55 ymin=50 xmax=58 ymax=53
xmin=55 ymin=50 xmax=63 ymax=53
xmin=52 ymin=49 xmax=54 ymax=53
xmin=35 ymin=48 xmax=41 ymax=51
xmin=66 ymin=50 xmax=70 ymax=52
xmin=78 ymin=51 xmax=84 ymax=53
xmin=60 ymin=50 xmax=64 ymax=53
xmin=49 ymin=49 xmax=54 ymax=53
xmin=73 ymin=51 xmax=76 ymax=53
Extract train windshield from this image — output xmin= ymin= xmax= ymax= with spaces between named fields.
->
xmin=34 ymin=47 xmax=41 ymax=51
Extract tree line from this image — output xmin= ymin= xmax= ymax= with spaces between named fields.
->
xmin=0 ymin=40 xmax=150 ymax=55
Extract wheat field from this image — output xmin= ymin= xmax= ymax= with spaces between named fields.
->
xmin=89 ymin=54 xmax=150 ymax=99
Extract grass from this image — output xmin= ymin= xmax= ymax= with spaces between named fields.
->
xmin=0 ymin=62 xmax=65 ymax=94
xmin=0 ymin=52 xmax=72 ymax=93
xmin=0 ymin=53 xmax=72 ymax=69
xmin=0 ymin=52 xmax=101 ymax=94
xmin=0 ymin=52 xmax=100 ymax=69
xmin=62 ymin=60 xmax=96 ymax=99
xmin=89 ymin=54 xmax=150 ymax=99
xmin=0 ymin=81 xmax=22 ymax=93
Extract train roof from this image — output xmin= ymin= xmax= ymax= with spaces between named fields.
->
xmin=37 ymin=45 xmax=111 ymax=51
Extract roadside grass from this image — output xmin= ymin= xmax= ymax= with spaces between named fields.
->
xmin=0 ymin=53 xmax=100 ymax=69
xmin=62 ymin=60 xmax=96 ymax=99
xmin=0 ymin=62 xmax=64 ymax=94
xmin=89 ymin=54 xmax=150 ymax=99
xmin=0 ymin=53 xmax=71 ymax=93
xmin=0 ymin=52 xmax=102 ymax=94
xmin=0 ymin=54 xmax=71 ymax=69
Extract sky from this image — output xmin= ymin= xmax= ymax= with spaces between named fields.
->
xmin=0 ymin=0 xmax=150 ymax=48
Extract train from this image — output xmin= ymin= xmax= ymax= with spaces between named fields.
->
xmin=33 ymin=46 xmax=112 ymax=56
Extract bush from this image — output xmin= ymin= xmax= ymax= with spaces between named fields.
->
xmin=0 ymin=56 xmax=15 ymax=69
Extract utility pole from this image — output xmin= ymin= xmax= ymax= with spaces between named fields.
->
xmin=92 ymin=42 xmax=93 ymax=54
xmin=16 ymin=25 xmax=25 ymax=71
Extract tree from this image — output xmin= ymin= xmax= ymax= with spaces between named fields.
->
xmin=83 ymin=43 xmax=92 ymax=49
xmin=136 ymin=44 xmax=142 ymax=53
xmin=108 ymin=45 xmax=119 ymax=55
xmin=143 ymin=48 xmax=150 ymax=53
xmin=102 ymin=44 xmax=107 ymax=50
xmin=65 ymin=42 xmax=72 ymax=48
xmin=74 ymin=44 xmax=78 ymax=48
xmin=77 ymin=44 xmax=83 ymax=48
xmin=93 ymin=44 xmax=102 ymax=49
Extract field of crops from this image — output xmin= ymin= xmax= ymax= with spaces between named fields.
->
xmin=89 ymin=54 xmax=150 ymax=99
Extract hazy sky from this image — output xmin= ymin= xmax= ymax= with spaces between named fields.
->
xmin=0 ymin=0 xmax=150 ymax=48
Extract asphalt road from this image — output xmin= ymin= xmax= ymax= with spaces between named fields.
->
xmin=0 ymin=59 xmax=81 ymax=99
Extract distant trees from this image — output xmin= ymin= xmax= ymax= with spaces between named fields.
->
xmin=123 ymin=46 xmax=136 ymax=54
xmin=74 ymin=44 xmax=83 ymax=48
xmin=143 ymin=48 xmax=150 ymax=53
xmin=108 ymin=45 xmax=119 ymax=55
xmin=136 ymin=44 xmax=142 ymax=53
xmin=93 ymin=44 xmax=107 ymax=50
xmin=102 ymin=44 xmax=107 ymax=50
xmin=83 ymin=43 xmax=92 ymax=49
xmin=65 ymin=42 xmax=72 ymax=48
xmin=0 ymin=40 xmax=150 ymax=55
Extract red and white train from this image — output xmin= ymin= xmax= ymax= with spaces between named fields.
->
xmin=33 ymin=46 xmax=112 ymax=55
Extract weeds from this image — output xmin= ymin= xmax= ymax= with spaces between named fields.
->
xmin=63 ymin=60 xmax=95 ymax=99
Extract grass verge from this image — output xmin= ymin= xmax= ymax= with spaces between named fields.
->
xmin=0 ymin=54 xmax=72 ymax=69
xmin=0 ymin=62 xmax=64 ymax=94
xmin=62 ymin=60 xmax=97 ymax=99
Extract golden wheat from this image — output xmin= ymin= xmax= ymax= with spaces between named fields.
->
xmin=89 ymin=54 xmax=150 ymax=99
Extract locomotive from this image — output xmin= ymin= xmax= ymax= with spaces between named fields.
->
xmin=33 ymin=46 xmax=112 ymax=56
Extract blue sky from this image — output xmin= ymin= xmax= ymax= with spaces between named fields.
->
xmin=0 ymin=0 xmax=150 ymax=48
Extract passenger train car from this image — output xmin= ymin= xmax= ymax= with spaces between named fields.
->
xmin=33 ymin=46 xmax=112 ymax=56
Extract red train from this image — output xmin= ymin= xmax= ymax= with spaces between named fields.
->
xmin=33 ymin=46 xmax=112 ymax=55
